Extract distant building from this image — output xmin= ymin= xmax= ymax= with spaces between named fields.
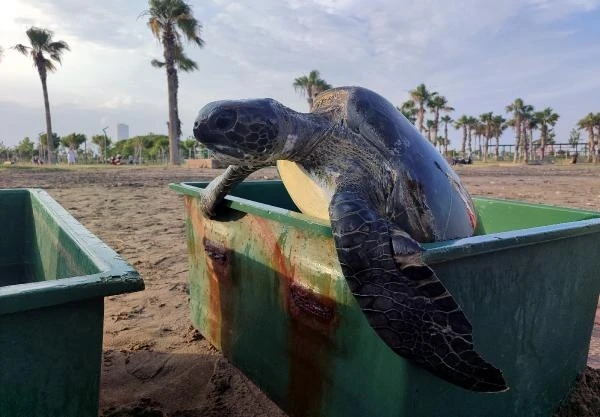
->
xmin=117 ymin=123 xmax=129 ymax=140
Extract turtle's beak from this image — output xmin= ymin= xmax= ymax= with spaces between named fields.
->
xmin=193 ymin=101 xmax=237 ymax=145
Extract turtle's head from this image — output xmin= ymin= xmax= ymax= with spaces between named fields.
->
xmin=193 ymin=98 xmax=289 ymax=165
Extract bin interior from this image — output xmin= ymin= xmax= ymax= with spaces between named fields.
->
xmin=0 ymin=190 xmax=99 ymax=287
xmin=179 ymin=180 xmax=600 ymax=234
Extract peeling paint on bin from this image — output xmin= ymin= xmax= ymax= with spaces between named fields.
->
xmin=0 ymin=189 xmax=144 ymax=417
xmin=170 ymin=180 xmax=600 ymax=417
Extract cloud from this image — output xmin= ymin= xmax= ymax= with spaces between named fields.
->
xmin=1 ymin=0 xmax=599 ymax=146
xmin=528 ymin=0 xmax=600 ymax=21
xmin=17 ymin=0 xmax=148 ymax=49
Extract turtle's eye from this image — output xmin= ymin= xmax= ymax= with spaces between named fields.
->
xmin=212 ymin=109 xmax=237 ymax=131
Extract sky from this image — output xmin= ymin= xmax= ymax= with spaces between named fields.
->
xmin=0 ymin=0 xmax=599 ymax=148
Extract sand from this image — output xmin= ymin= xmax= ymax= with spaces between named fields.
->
xmin=1 ymin=163 xmax=599 ymax=416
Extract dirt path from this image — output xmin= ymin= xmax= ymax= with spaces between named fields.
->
xmin=2 ymin=163 xmax=599 ymax=416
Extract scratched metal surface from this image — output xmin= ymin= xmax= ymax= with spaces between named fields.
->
xmin=172 ymin=180 xmax=600 ymax=417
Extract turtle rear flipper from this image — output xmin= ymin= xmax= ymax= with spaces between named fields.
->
xmin=330 ymin=188 xmax=508 ymax=392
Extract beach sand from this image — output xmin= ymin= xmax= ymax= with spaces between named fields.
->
xmin=1 ymin=163 xmax=599 ymax=416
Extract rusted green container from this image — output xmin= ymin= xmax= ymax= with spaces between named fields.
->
xmin=170 ymin=180 xmax=600 ymax=417
xmin=0 ymin=189 xmax=144 ymax=417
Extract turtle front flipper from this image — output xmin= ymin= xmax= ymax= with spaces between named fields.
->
xmin=329 ymin=188 xmax=507 ymax=392
xmin=199 ymin=165 xmax=258 ymax=218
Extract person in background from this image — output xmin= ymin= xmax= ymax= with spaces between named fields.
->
xmin=67 ymin=146 xmax=77 ymax=165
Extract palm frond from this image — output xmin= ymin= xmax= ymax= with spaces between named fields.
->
xmin=293 ymin=76 xmax=309 ymax=92
xmin=151 ymin=59 xmax=166 ymax=68
xmin=147 ymin=17 xmax=163 ymax=40
xmin=308 ymin=70 xmax=320 ymax=83
xmin=49 ymin=53 xmax=62 ymax=63
xmin=137 ymin=9 xmax=151 ymax=20
xmin=45 ymin=59 xmax=57 ymax=72
xmin=177 ymin=17 xmax=204 ymax=46
xmin=26 ymin=27 xmax=52 ymax=50
xmin=176 ymin=55 xmax=198 ymax=72
xmin=172 ymin=45 xmax=197 ymax=71
xmin=13 ymin=43 xmax=30 ymax=56
xmin=48 ymin=40 xmax=70 ymax=53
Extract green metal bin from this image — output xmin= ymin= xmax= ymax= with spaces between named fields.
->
xmin=170 ymin=180 xmax=600 ymax=417
xmin=0 ymin=189 xmax=144 ymax=417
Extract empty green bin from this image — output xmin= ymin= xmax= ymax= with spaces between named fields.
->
xmin=170 ymin=180 xmax=600 ymax=417
xmin=0 ymin=189 xmax=144 ymax=417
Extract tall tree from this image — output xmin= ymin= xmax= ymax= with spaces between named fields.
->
xmin=454 ymin=115 xmax=469 ymax=156
xmin=474 ymin=121 xmax=485 ymax=157
xmin=519 ymin=104 xmax=534 ymax=162
xmin=293 ymin=70 xmax=332 ymax=111
xmin=568 ymin=128 xmax=581 ymax=153
xmin=61 ymin=133 xmax=87 ymax=150
xmin=427 ymin=95 xmax=453 ymax=145
xmin=409 ymin=83 xmax=437 ymax=134
xmin=491 ymin=115 xmax=507 ymax=160
xmin=479 ymin=112 xmax=494 ymax=162
xmin=398 ymin=100 xmax=418 ymax=125
xmin=13 ymin=27 xmax=70 ymax=164
xmin=525 ymin=112 xmax=539 ymax=161
xmin=425 ymin=119 xmax=435 ymax=143
xmin=143 ymin=0 xmax=204 ymax=165
xmin=535 ymin=107 xmax=559 ymax=160
xmin=466 ymin=116 xmax=479 ymax=157
xmin=578 ymin=113 xmax=597 ymax=163
xmin=594 ymin=113 xmax=600 ymax=163
xmin=39 ymin=132 xmax=60 ymax=161
xmin=505 ymin=98 xmax=524 ymax=163
xmin=440 ymin=114 xmax=453 ymax=156
xmin=92 ymin=134 xmax=112 ymax=160
xmin=17 ymin=137 xmax=35 ymax=160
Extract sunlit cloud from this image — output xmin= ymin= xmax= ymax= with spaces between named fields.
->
xmin=0 ymin=0 xmax=598 ymax=146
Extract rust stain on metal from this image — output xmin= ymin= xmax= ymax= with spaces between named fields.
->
xmin=253 ymin=217 xmax=338 ymax=417
xmin=289 ymin=283 xmax=336 ymax=326
xmin=202 ymin=236 xmax=234 ymax=356
xmin=203 ymin=238 xmax=229 ymax=265
xmin=185 ymin=196 xmax=235 ymax=355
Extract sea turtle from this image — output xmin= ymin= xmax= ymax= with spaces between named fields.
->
xmin=192 ymin=86 xmax=507 ymax=392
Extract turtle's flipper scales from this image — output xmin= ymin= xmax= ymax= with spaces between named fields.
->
xmin=330 ymin=189 xmax=507 ymax=393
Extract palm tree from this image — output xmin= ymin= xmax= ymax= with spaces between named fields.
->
xmin=578 ymin=113 xmax=597 ymax=163
xmin=526 ymin=113 xmax=540 ymax=160
xmin=425 ymin=119 xmax=435 ymax=143
xmin=568 ymin=128 xmax=581 ymax=154
xmin=143 ymin=0 xmax=204 ymax=165
xmin=535 ymin=108 xmax=559 ymax=160
xmin=520 ymin=105 xmax=535 ymax=162
xmin=506 ymin=98 xmax=524 ymax=163
xmin=466 ymin=116 xmax=478 ymax=156
xmin=440 ymin=115 xmax=453 ymax=156
xmin=427 ymin=95 xmax=453 ymax=145
xmin=434 ymin=136 xmax=446 ymax=153
xmin=409 ymin=83 xmax=437 ymax=134
xmin=593 ymin=113 xmax=600 ymax=163
xmin=398 ymin=100 xmax=417 ymax=124
xmin=454 ymin=115 xmax=469 ymax=156
xmin=293 ymin=70 xmax=332 ymax=111
xmin=13 ymin=27 xmax=69 ymax=164
xmin=479 ymin=112 xmax=494 ymax=162
xmin=492 ymin=115 xmax=507 ymax=160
